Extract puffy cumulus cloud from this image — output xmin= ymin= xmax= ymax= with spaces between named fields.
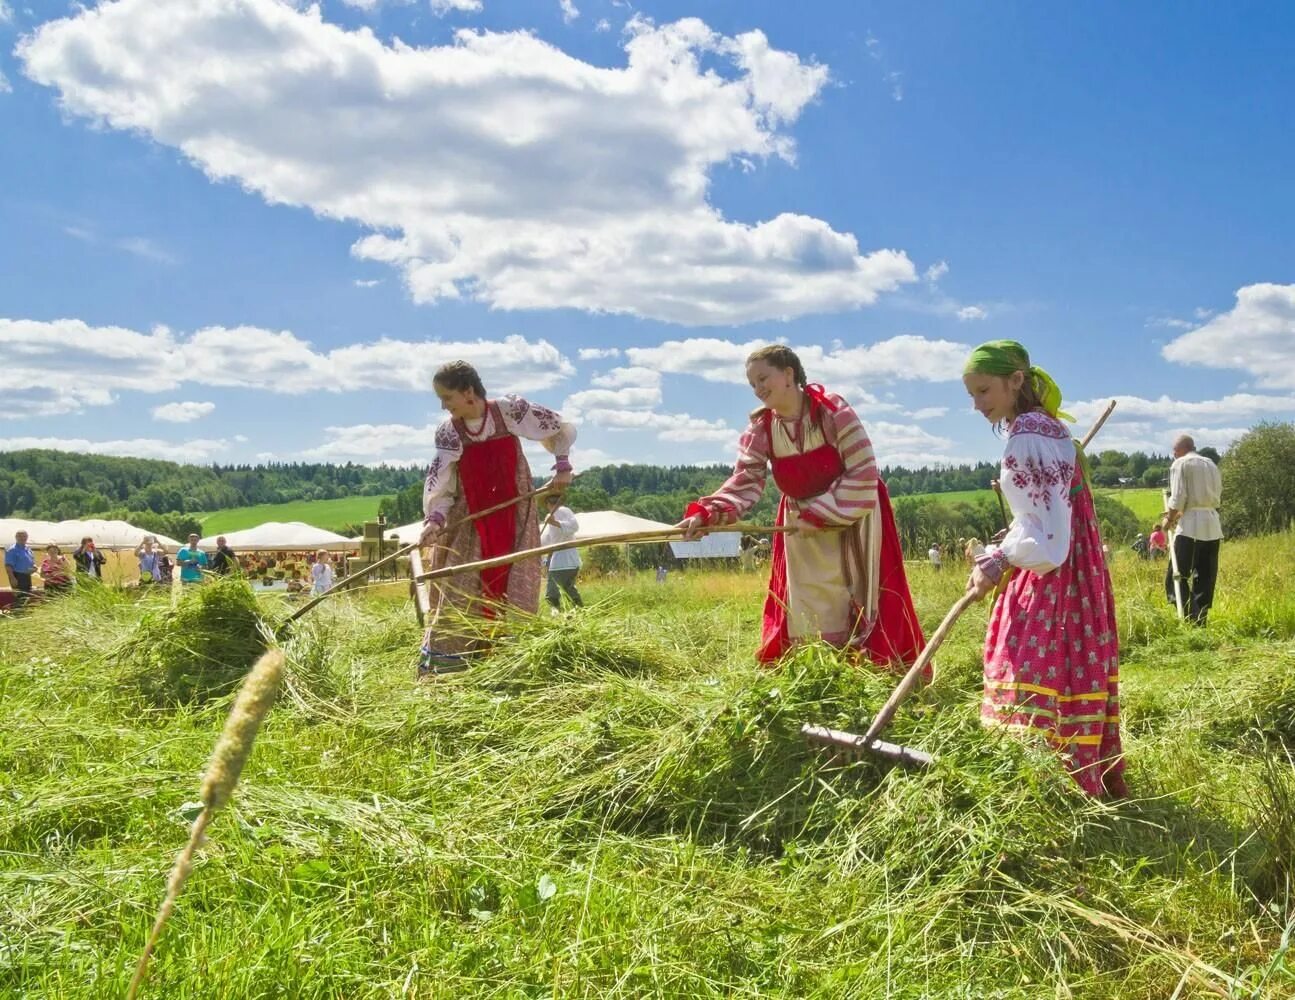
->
xmin=558 ymin=0 xmax=578 ymax=24
xmin=562 ymin=386 xmax=661 ymax=417
xmin=0 ymin=317 xmax=572 ymax=416
xmin=20 ymin=1 xmax=915 ymax=326
xmin=1067 ymin=392 xmax=1295 ymax=429
xmin=868 ymin=421 xmax=956 ymax=467
xmin=907 ymin=406 xmax=947 ymax=420
xmin=0 ymin=435 xmax=229 ymax=461
xmin=624 ymin=334 xmax=970 ymax=384
xmin=300 ymin=422 xmax=433 ymax=461
xmin=579 ymin=407 xmax=737 ymax=443
xmin=152 ymin=400 xmax=216 ymax=423
xmin=955 ymin=305 xmax=987 ymax=321
xmin=590 ymin=366 xmax=663 ymax=389
xmin=1161 ymin=283 xmax=1295 ymax=389
xmin=432 ymin=0 xmax=484 ymax=13
xmin=577 ymin=347 xmax=621 ymax=361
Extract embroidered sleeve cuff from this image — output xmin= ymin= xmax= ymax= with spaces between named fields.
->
xmin=684 ymin=500 xmax=736 ymax=525
xmin=975 ymin=547 xmax=1008 ymax=583
xmin=553 ymin=456 xmax=573 ymax=473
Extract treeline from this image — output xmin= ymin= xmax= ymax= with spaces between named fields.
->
xmin=0 ymin=450 xmax=421 ymax=520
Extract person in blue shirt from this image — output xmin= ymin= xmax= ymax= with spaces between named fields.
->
xmin=5 ymin=530 xmax=37 ymax=610
xmin=176 ymin=534 xmax=209 ymax=584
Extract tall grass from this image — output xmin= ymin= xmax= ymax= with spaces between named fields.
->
xmin=0 ymin=535 xmax=1292 ymax=996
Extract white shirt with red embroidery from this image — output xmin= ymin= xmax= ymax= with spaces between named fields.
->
xmin=422 ymin=395 xmax=576 ymax=525
xmin=986 ymin=411 xmax=1076 ymax=575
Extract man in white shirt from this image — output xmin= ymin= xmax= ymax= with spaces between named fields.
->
xmin=541 ymin=494 xmax=583 ymax=609
xmin=1164 ymin=434 xmax=1222 ymax=624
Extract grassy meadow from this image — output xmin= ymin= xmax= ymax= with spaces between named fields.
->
xmin=1 ymin=536 xmax=1293 ymax=997
xmin=196 ymin=495 xmax=392 ymax=534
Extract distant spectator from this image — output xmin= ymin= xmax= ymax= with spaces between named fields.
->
xmin=1148 ymin=524 xmax=1167 ymax=560
xmin=5 ymin=530 xmax=37 ymax=610
xmin=210 ymin=536 xmax=238 ymax=576
xmin=928 ymin=543 xmax=943 ymax=571
xmin=1164 ymin=434 xmax=1222 ymax=624
xmin=656 ymin=564 xmax=669 ymax=584
xmin=136 ymin=536 xmax=164 ymax=584
xmin=73 ymin=537 xmax=107 ymax=580
xmin=540 ymin=494 xmax=583 ymax=610
xmin=40 ymin=544 xmax=73 ymax=594
xmin=310 ymin=550 xmax=335 ymax=596
xmin=1131 ymin=533 xmax=1148 ymax=559
xmin=158 ymin=550 xmax=174 ymax=585
xmin=176 ymin=534 xmax=208 ymax=584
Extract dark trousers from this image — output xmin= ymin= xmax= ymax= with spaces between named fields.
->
xmin=545 ymin=568 xmax=583 ymax=609
xmin=1165 ymin=535 xmax=1220 ymax=625
xmin=10 ymin=572 xmax=32 ymax=609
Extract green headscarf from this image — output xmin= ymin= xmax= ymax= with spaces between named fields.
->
xmin=962 ymin=339 xmax=1073 ymax=422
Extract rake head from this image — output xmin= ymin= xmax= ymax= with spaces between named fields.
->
xmin=801 ymin=722 xmax=934 ymax=769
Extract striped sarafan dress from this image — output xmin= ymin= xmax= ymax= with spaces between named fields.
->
xmin=687 ymin=385 xmax=924 ymax=669
xmin=975 ymin=411 xmax=1126 ymax=798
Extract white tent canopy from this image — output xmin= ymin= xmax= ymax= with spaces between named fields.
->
xmin=669 ymin=533 xmax=740 ymax=559
xmin=0 ymin=518 xmax=58 ymax=546
xmin=41 ymin=519 xmax=182 ymax=551
xmin=200 ymin=522 xmax=355 ymax=552
xmin=572 ymin=511 xmax=673 ymax=539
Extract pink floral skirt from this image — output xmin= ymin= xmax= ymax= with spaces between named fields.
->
xmin=982 ymin=483 xmax=1125 ymax=797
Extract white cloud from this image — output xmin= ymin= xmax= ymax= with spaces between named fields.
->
xmin=581 ymin=407 xmax=737 ymax=443
xmin=594 ymin=18 xmax=610 ymax=32
xmin=907 ymin=406 xmax=947 ymax=420
xmin=1146 ymin=316 xmax=1193 ymax=330
xmin=1161 ymin=283 xmax=1295 ymax=389
xmin=623 ymin=334 xmax=970 ymax=385
xmin=152 ymin=400 xmax=216 ymax=423
xmin=0 ymin=435 xmax=228 ymax=461
xmin=558 ymin=0 xmax=578 ymax=23
xmin=301 ymin=422 xmax=431 ymax=460
xmin=20 ymin=1 xmax=916 ymax=326
xmin=0 ymin=317 xmax=574 ymax=416
xmin=563 ymin=386 xmax=661 ymax=415
xmin=1068 ymin=392 xmax=1295 ymax=429
xmin=0 ymin=68 xmax=10 ymax=95
xmin=1192 ymin=306 xmax=1214 ymax=320
xmin=955 ymin=305 xmax=987 ymax=321
xmin=923 ymin=260 xmax=948 ymax=283
xmin=578 ymin=347 xmax=621 ymax=361
xmin=867 ymin=422 xmax=956 ymax=466
xmin=353 ymin=278 xmax=382 ymax=288
xmin=590 ymin=366 xmax=662 ymax=389
xmin=431 ymin=0 xmax=484 ymax=14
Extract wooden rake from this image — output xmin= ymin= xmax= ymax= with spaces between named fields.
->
xmin=802 ymin=399 xmax=1118 ymax=770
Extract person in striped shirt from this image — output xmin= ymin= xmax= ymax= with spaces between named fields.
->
xmin=678 ymin=345 xmax=926 ymax=669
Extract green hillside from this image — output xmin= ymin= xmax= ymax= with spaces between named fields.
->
xmin=196 ymin=495 xmax=392 ymax=534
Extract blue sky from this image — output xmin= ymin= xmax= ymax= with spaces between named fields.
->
xmin=1 ymin=0 xmax=1292 ymax=473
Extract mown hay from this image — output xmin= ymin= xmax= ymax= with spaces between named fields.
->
xmin=118 ymin=577 xmax=269 ymax=706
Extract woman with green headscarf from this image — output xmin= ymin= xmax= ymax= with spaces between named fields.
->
xmin=962 ymin=340 xmax=1126 ymax=799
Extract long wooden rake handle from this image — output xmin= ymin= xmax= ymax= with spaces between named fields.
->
xmin=1079 ymin=400 xmax=1116 ymax=450
xmin=284 ymin=485 xmax=551 ymax=624
xmin=858 ymin=591 xmax=979 ymax=747
xmin=413 ymin=523 xmax=794 ymax=584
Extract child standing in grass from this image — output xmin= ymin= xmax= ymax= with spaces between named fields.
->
xmin=418 ymin=361 xmax=577 ymax=676
xmin=962 ymin=340 xmax=1126 ymax=798
xmin=678 ymin=345 xmax=925 ymax=669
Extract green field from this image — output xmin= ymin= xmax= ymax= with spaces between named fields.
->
xmin=197 ymin=495 xmax=393 ymax=534
xmin=2 ymin=533 xmax=1292 ymax=996
xmin=907 ymin=485 xmax=1163 ymax=522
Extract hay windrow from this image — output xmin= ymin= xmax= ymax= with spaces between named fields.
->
xmin=116 ymin=576 xmax=269 ymax=707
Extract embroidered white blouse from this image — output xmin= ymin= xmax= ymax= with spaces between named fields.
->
xmin=985 ymin=411 xmax=1077 ymax=575
xmin=422 ymin=394 xmax=576 ymax=526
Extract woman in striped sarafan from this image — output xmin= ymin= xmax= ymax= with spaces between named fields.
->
xmin=678 ymin=345 xmax=925 ymax=670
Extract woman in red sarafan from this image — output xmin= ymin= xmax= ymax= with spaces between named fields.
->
xmin=419 ymin=361 xmax=576 ymax=675
xmin=962 ymin=340 xmax=1126 ymax=799
xmin=678 ymin=345 xmax=925 ymax=671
